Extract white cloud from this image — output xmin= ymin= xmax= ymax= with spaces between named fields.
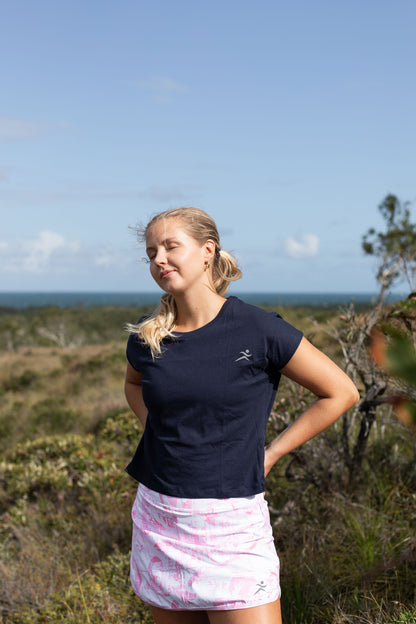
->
xmin=0 ymin=231 xmax=136 ymax=275
xmin=283 ymin=233 xmax=320 ymax=259
xmin=0 ymin=231 xmax=80 ymax=273
xmin=0 ymin=117 xmax=68 ymax=142
xmin=26 ymin=231 xmax=79 ymax=271
xmin=136 ymin=76 xmax=189 ymax=101
xmin=94 ymin=254 xmax=112 ymax=267
xmin=0 ymin=183 xmax=199 ymax=207
xmin=93 ymin=247 xmax=125 ymax=267
xmin=0 ymin=116 xmax=46 ymax=140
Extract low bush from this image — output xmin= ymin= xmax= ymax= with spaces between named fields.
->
xmin=1 ymin=305 xmax=415 ymax=623
xmin=5 ymin=552 xmax=153 ymax=624
xmin=1 ymin=369 xmax=39 ymax=393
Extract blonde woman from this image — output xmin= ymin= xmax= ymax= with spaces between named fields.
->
xmin=124 ymin=207 xmax=359 ymax=624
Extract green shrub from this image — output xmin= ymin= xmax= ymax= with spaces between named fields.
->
xmin=99 ymin=409 xmax=142 ymax=447
xmin=30 ymin=398 xmax=80 ymax=433
xmin=1 ymin=369 xmax=39 ymax=393
xmin=8 ymin=552 xmax=153 ymax=624
xmin=0 ymin=433 xmax=132 ymax=507
xmin=388 ymin=609 xmax=416 ymax=624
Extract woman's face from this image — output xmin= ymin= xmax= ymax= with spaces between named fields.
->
xmin=145 ymin=218 xmax=213 ymax=295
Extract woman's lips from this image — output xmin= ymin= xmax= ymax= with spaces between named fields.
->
xmin=160 ymin=269 xmax=175 ymax=279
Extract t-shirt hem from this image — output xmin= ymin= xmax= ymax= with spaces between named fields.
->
xmin=278 ymin=332 xmax=303 ymax=369
xmin=125 ymin=470 xmax=265 ymax=499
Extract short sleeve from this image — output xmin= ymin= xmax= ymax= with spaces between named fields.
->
xmin=265 ymin=312 xmax=303 ymax=370
xmin=126 ymin=316 xmax=150 ymax=372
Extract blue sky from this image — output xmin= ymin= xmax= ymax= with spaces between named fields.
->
xmin=1 ymin=0 xmax=415 ymax=294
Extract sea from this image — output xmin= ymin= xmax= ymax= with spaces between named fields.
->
xmin=0 ymin=291 xmax=405 ymax=309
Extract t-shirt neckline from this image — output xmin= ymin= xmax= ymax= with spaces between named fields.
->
xmin=173 ymin=296 xmax=236 ymax=338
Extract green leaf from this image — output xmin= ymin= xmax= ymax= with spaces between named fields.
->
xmin=385 ymin=332 xmax=416 ymax=389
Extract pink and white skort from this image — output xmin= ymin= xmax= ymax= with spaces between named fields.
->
xmin=130 ymin=483 xmax=280 ymax=610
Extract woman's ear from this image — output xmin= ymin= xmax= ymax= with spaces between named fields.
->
xmin=204 ymin=238 xmax=216 ymax=261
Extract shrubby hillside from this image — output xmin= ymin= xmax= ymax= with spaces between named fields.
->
xmin=0 ymin=304 xmax=415 ymax=624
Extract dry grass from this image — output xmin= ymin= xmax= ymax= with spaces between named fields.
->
xmin=0 ymin=342 xmax=127 ymax=453
xmin=0 ymin=306 xmax=415 ymax=623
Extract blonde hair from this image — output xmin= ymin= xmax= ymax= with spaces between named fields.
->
xmin=127 ymin=207 xmax=242 ymax=357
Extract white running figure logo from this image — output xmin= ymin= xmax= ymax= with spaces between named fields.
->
xmin=235 ymin=349 xmax=252 ymax=362
xmin=254 ymin=580 xmax=267 ymax=595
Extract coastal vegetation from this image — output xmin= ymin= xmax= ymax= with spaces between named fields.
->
xmin=0 ymin=299 xmax=415 ymax=624
xmin=1 ymin=194 xmax=415 ymax=623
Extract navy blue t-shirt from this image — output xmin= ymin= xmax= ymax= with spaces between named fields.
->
xmin=125 ymin=296 xmax=303 ymax=498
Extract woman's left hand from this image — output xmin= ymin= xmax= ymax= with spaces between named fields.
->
xmin=263 ymin=337 xmax=360 ymax=477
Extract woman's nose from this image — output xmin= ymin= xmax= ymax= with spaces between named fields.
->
xmin=154 ymin=248 xmax=167 ymax=265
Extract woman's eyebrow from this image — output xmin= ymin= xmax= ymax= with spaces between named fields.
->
xmin=146 ymin=238 xmax=178 ymax=253
xmin=147 ymin=238 xmax=177 ymax=248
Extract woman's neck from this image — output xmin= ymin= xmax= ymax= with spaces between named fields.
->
xmin=173 ymin=290 xmax=227 ymax=332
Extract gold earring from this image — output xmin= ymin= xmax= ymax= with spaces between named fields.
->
xmin=204 ymin=260 xmax=210 ymax=270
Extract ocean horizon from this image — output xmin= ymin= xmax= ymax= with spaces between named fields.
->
xmin=0 ymin=291 xmax=406 ymax=309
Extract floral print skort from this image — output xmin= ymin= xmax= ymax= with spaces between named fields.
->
xmin=130 ymin=483 xmax=280 ymax=610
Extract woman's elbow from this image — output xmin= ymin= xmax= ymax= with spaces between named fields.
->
xmin=342 ymin=380 xmax=360 ymax=412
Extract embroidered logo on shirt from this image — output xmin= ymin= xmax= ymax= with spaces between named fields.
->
xmin=235 ymin=349 xmax=252 ymax=362
xmin=254 ymin=581 xmax=267 ymax=595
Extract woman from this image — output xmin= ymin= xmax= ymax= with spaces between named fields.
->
xmin=124 ymin=207 xmax=359 ymax=624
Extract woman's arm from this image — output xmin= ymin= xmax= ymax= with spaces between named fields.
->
xmin=124 ymin=362 xmax=148 ymax=429
xmin=264 ymin=337 xmax=360 ymax=477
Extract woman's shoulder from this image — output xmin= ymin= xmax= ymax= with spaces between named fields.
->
xmin=229 ymin=296 xmax=283 ymax=324
xmin=126 ymin=316 xmax=153 ymax=369
xmin=230 ymin=296 xmax=302 ymax=339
